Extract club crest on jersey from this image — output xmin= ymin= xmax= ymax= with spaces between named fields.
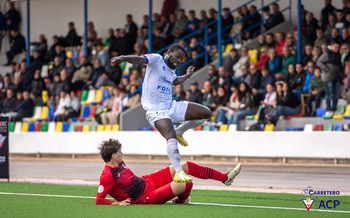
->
xmin=158 ymin=76 xmax=172 ymax=84
xmin=302 ymin=197 xmax=315 ymax=211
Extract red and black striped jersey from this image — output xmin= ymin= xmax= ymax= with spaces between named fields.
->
xmin=95 ymin=161 xmax=146 ymax=205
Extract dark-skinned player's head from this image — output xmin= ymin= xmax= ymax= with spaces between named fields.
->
xmin=98 ymin=139 xmax=122 ymax=163
xmin=165 ymin=44 xmax=186 ymax=70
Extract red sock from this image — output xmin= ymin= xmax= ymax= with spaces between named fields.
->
xmin=177 ymin=182 xmax=193 ymax=203
xmin=187 ymin=161 xmax=227 ymax=182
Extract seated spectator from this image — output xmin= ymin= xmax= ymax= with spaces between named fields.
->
xmin=216 ymin=66 xmax=233 ymax=90
xmin=129 ymin=69 xmax=143 ymax=88
xmin=341 ymin=43 xmax=350 ymax=64
xmin=106 ymin=58 xmax=122 ymax=87
xmin=71 ymin=56 xmax=93 ymax=90
xmin=5 ymin=29 xmax=25 ymax=65
xmin=49 ymin=72 xmax=62 ymax=99
xmin=190 ymin=49 xmax=205 ymax=70
xmin=48 ymin=36 xmax=62 ymax=61
xmin=241 ymin=64 xmax=251 ymax=86
xmin=302 ymin=44 xmax=314 ymax=66
xmin=293 ymin=62 xmax=307 ymax=100
xmin=151 ymin=13 xmax=162 ymax=35
xmin=51 ymin=45 xmax=66 ymax=62
xmin=152 ymin=28 xmax=167 ymax=52
xmin=188 ymin=81 xmax=202 ymax=104
xmin=223 ymin=48 xmax=240 ymax=77
xmin=65 ymin=22 xmax=80 ymax=47
xmin=247 ymin=5 xmax=261 ymax=38
xmin=119 ymin=75 xmax=130 ymax=92
xmin=312 ymin=46 xmax=322 ymax=63
xmin=95 ymin=72 xmax=116 ymax=89
xmin=232 ymin=46 xmax=250 ymax=84
xmin=210 ymin=86 xmax=230 ymax=121
xmin=286 ymin=63 xmax=297 ymax=90
xmin=64 ymin=58 xmax=76 ymax=81
xmin=49 ymin=56 xmax=64 ymax=81
xmin=314 ymin=27 xmax=329 ymax=49
xmin=87 ymin=58 xmax=104 ymax=88
xmin=265 ymin=82 xmax=300 ymax=124
xmin=56 ymin=91 xmax=81 ymax=121
xmin=1 ymin=89 xmax=18 ymax=120
xmin=30 ymin=34 xmax=47 ymax=58
xmin=53 ymin=90 xmax=71 ymax=121
xmin=13 ymin=90 xmax=33 ymax=121
xmin=173 ymin=84 xmax=186 ymax=102
xmin=2 ymin=74 xmax=12 ymax=93
xmin=281 ymin=46 xmax=296 ymax=78
xmin=133 ymin=42 xmax=147 ymax=56
xmin=123 ymin=85 xmax=141 ymax=111
xmin=275 ymin=31 xmax=286 ymax=55
xmin=87 ymin=21 xmax=98 ymax=47
xmin=253 ymin=67 xmax=276 ymax=105
xmin=330 ymin=28 xmax=342 ymax=44
xmin=185 ymin=10 xmax=199 ymax=34
xmin=267 ymin=48 xmax=282 ymax=76
xmin=216 ymin=85 xmax=240 ymax=125
xmin=60 ymin=69 xmax=71 ymax=93
xmin=285 ymin=33 xmax=296 ymax=55
xmin=207 ymin=64 xmax=218 ymax=86
xmin=257 ymin=34 xmax=267 ymax=55
xmin=30 ymin=69 xmax=46 ymax=104
xmin=257 ymin=46 xmax=269 ymax=70
xmin=201 ymin=80 xmax=214 ymax=110
xmin=19 ymin=61 xmax=32 ymax=90
xmin=265 ymin=33 xmax=276 ymax=48
xmin=101 ymin=87 xmax=122 ymax=125
xmin=258 ymin=83 xmax=277 ymax=122
xmin=94 ymin=42 xmax=110 ymax=70
xmin=306 ymin=67 xmax=325 ymax=116
xmin=271 ymin=3 xmax=285 ymax=26
xmin=12 ymin=75 xmax=23 ymax=93
xmin=187 ymin=37 xmax=205 ymax=59
xmin=172 ymin=9 xmax=188 ymax=40
xmin=30 ymin=50 xmax=44 ymax=73
xmin=196 ymin=10 xmax=209 ymax=39
xmin=112 ymin=28 xmax=133 ymax=55
xmin=249 ymin=63 xmax=261 ymax=90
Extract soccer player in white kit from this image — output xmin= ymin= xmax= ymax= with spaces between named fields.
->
xmin=111 ymin=44 xmax=211 ymax=183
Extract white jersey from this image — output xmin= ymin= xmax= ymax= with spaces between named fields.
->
xmin=141 ymin=54 xmax=178 ymax=111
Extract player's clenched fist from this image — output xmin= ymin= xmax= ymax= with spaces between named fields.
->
xmin=186 ymin=66 xmax=195 ymax=76
xmin=110 ymin=56 xmax=123 ymax=67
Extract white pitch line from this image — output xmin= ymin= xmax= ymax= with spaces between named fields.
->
xmin=0 ymin=192 xmax=349 ymax=214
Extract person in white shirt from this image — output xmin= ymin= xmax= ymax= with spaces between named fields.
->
xmin=53 ymin=90 xmax=71 ymax=121
xmin=111 ymin=44 xmax=211 ymax=183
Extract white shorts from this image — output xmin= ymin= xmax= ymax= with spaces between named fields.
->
xmin=145 ymin=101 xmax=189 ymax=128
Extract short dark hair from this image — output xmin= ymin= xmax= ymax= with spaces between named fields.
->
xmin=98 ymin=139 xmax=122 ymax=163
xmin=168 ymin=43 xmax=186 ymax=54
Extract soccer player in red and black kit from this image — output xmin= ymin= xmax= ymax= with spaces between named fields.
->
xmin=95 ymin=139 xmax=242 ymax=205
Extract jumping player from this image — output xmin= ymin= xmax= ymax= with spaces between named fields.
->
xmin=111 ymin=44 xmax=211 ymax=183
xmin=95 ymin=139 xmax=242 ymax=205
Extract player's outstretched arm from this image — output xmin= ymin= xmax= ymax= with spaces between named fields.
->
xmin=173 ymin=66 xmax=195 ymax=85
xmin=111 ymin=198 xmax=131 ymax=206
xmin=110 ymin=55 xmax=147 ymax=67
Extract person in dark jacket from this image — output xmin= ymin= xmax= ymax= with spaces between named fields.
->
xmin=13 ymin=90 xmax=33 ymax=121
xmin=267 ymin=82 xmax=301 ymax=121
xmin=188 ymin=81 xmax=202 ymax=104
xmin=5 ymin=2 xmax=21 ymax=31
xmin=173 ymin=84 xmax=186 ymax=102
xmin=1 ymin=89 xmax=18 ymax=120
xmin=6 ymin=29 xmax=25 ymax=65
xmin=19 ymin=61 xmax=32 ymax=90
xmin=65 ymin=22 xmax=80 ymax=47
xmin=30 ymin=69 xmax=46 ymax=104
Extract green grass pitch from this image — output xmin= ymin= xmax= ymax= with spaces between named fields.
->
xmin=0 ymin=183 xmax=349 ymax=218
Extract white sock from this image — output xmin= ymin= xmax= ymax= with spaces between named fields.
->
xmin=167 ymin=138 xmax=182 ymax=173
xmin=175 ymin=119 xmax=208 ymax=135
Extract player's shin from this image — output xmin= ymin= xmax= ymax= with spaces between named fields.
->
xmin=187 ymin=161 xmax=227 ymax=182
xmin=176 ymin=182 xmax=193 ymax=203
xmin=175 ymin=119 xmax=208 ymax=135
xmin=167 ymin=138 xmax=183 ymax=173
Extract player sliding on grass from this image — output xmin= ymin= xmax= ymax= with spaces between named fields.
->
xmin=95 ymin=139 xmax=242 ymax=205
xmin=111 ymin=44 xmax=211 ymax=183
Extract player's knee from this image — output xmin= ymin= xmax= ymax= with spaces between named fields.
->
xmin=181 ymin=162 xmax=189 ymax=173
xmin=203 ymin=107 xmax=212 ymax=119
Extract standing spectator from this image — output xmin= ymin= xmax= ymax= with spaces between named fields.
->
xmin=172 ymin=9 xmax=188 ymax=40
xmin=87 ymin=21 xmax=97 ymax=47
xmin=13 ymin=90 xmax=33 ymax=121
xmin=316 ymin=40 xmax=342 ymax=116
xmin=65 ymin=22 xmax=80 ymax=47
xmin=247 ymin=5 xmax=261 ymax=38
xmin=160 ymin=0 xmax=178 ymax=17
xmin=5 ymin=29 xmax=25 ymax=65
xmin=188 ymin=81 xmax=202 ymax=104
xmin=281 ymin=46 xmax=296 ymax=78
xmin=202 ymin=80 xmax=214 ymax=110
xmin=232 ymin=46 xmax=249 ymax=84
xmin=5 ymin=2 xmax=21 ymax=32
xmin=196 ymin=10 xmax=209 ymax=39
xmin=114 ymin=29 xmax=133 ymax=55
xmin=306 ymin=67 xmax=325 ymax=116
xmin=125 ymin=14 xmax=138 ymax=45
xmin=173 ymin=84 xmax=186 ymax=102
xmin=271 ymin=3 xmax=285 ymax=26
xmin=223 ymin=48 xmax=240 ymax=77
xmin=293 ymin=62 xmax=307 ymax=100
xmin=320 ymin=0 xmax=336 ymax=28
xmin=303 ymin=61 xmax=316 ymax=93
xmin=303 ymin=12 xmax=318 ymax=43
xmin=185 ymin=10 xmax=199 ymax=35
xmin=222 ymin=7 xmax=234 ymax=39
xmin=0 ymin=8 xmax=5 ymax=52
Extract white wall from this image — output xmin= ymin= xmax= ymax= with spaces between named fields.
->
xmin=9 ymin=131 xmax=350 ymax=159
xmin=14 ymin=0 xmax=345 ymax=47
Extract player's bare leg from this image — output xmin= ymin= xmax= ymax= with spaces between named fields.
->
xmin=175 ymin=103 xmax=211 ymax=146
xmin=155 ymin=118 xmax=192 ymax=183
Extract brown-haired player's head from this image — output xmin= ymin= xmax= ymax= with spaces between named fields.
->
xmin=98 ymin=139 xmax=122 ymax=163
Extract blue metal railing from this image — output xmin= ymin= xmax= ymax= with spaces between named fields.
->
xmin=154 ymin=0 xmax=291 ymax=74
